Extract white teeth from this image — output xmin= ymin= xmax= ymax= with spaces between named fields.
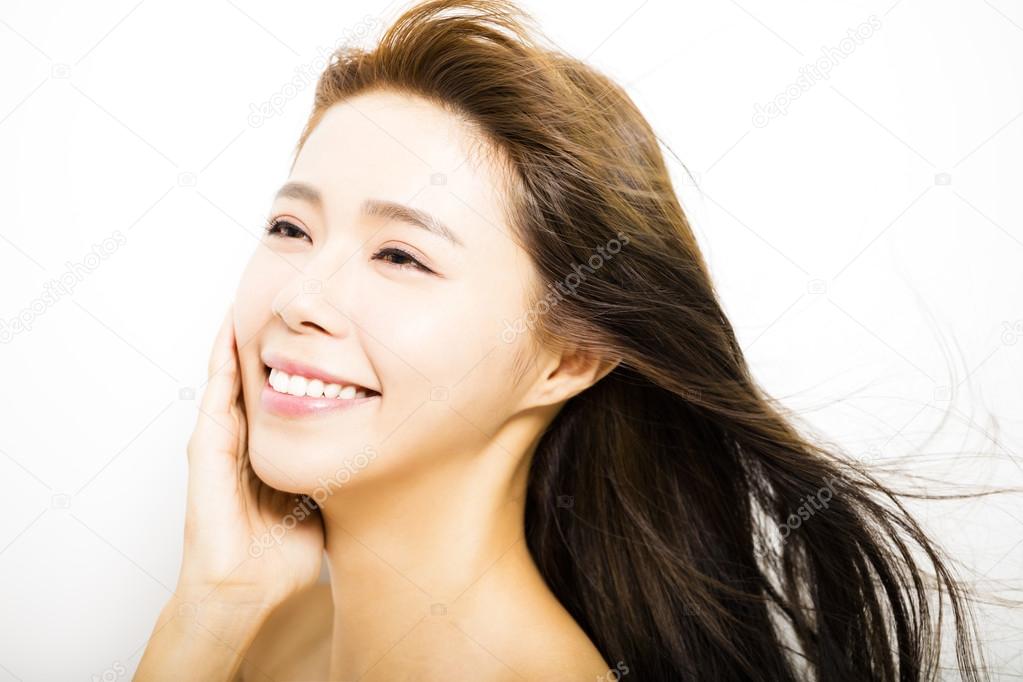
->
xmin=287 ymin=375 xmax=308 ymax=397
xmin=268 ymin=367 xmax=374 ymax=400
xmin=270 ymin=368 xmax=289 ymax=392
xmin=305 ymin=379 xmax=324 ymax=397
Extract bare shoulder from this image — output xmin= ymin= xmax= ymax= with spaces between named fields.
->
xmin=500 ymin=603 xmax=617 ymax=682
xmin=340 ymin=569 xmax=613 ymax=681
xmin=451 ymin=549 xmax=618 ymax=682
xmin=236 ymin=583 xmax=333 ymax=681
xmin=234 ymin=570 xmax=614 ymax=681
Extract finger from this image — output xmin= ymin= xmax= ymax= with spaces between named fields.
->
xmin=207 ymin=305 xmax=238 ymax=383
xmin=190 ymin=306 xmax=242 ymax=460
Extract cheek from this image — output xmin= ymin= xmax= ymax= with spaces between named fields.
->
xmin=233 ymin=253 xmax=288 ymax=399
xmin=363 ymin=285 xmax=514 ymax=387
xmin=234 ymin=252 xmax=286 ymax=338
xmin=373 ymin=285 xmax=533 ymax=423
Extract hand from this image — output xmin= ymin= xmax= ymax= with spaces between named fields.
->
xmin=177 ymin=304 xmax=325 ymax=608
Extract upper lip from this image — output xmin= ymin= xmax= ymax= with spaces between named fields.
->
xmin=261 ymin=351 xmax=380 ymax=394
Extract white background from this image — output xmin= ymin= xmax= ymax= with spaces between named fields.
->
xmin=0 ymin=0 xmax=1021 ymax=679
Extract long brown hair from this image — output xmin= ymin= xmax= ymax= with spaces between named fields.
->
xmin=294 ymin=1 xmax=988 ymax=678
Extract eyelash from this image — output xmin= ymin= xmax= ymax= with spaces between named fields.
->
xmin=262 ymin=218 xmax=433 ymax=274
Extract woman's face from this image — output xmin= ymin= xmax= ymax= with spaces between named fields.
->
xmin=233 ymin=89 xmax=545 ymax=494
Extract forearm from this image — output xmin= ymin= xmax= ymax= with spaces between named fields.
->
xmin=134 ymin=591 xmax=274 ymax=681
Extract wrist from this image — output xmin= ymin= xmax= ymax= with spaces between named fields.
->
xmin=136 ymin=592 xmax=278 ymax=681
xmin=162 ymin=589 xmax=276 ymax=647
xmin=172 ymin=576 xmax=288 ymax=607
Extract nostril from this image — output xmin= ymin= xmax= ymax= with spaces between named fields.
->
xmin=301 ymin=321 xmax=330 ymax=334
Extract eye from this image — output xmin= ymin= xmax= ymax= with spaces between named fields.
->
xmin=372 ymin=247 xmax=433 ymax=274
xmin=263 ymin=217 xmax=311 ymax=242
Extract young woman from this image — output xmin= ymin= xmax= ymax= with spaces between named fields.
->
xmin=137 ymin=0 xmax=987 ymax=679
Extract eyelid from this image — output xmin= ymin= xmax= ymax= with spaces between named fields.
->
xmin=266 ymin=214 xmax=307 ymax=229
xmin=374 ymin=245 xmax=435 ymax=274
xmin=264 ymin=215 xmax=312 ymax=241
xmin=381 ymin=240 xmax=431 ymax=265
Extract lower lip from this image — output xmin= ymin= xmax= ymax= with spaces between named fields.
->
xmin=260 ymin=373 xmax=380 ymax=418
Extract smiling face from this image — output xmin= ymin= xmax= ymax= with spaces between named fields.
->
xmin=233 ymin=89 xmax=549 ymax=495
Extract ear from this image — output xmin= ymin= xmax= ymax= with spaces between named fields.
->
xmin=529 ymin=343 xmax=621 ymax=408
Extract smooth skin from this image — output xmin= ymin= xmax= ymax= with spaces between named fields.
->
xmin=137 ymin=90 xmax=620 ymax=681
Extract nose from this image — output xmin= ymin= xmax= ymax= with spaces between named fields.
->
xmin=272 ymin=253 xmax=356 ymax=337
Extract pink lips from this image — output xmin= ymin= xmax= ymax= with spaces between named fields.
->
xmin=260 ymin=373 xmax=380 ymax=418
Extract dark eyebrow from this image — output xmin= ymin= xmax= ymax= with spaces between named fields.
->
xmin=275 ymin=181 xmax=323 ymax=207
xmin=274 ymin=181 xmax=464 ymax=248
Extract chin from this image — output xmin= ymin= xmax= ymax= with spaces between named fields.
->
xmin=245 ymin=427 xmax=329 ymax=494
xmin=247 ymin=426 xmax=384 ymax=499
xmin=246 ymin=443 xmax=310 ymax=495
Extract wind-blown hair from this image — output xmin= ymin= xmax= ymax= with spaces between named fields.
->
xmin=294 ymin=1 xmax=987 ymax=679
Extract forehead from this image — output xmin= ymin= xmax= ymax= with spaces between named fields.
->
xmin=301 ymin=90 xmax=477 ymax=172
xmin=291 ymin=90 xmax=515 ymax=241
